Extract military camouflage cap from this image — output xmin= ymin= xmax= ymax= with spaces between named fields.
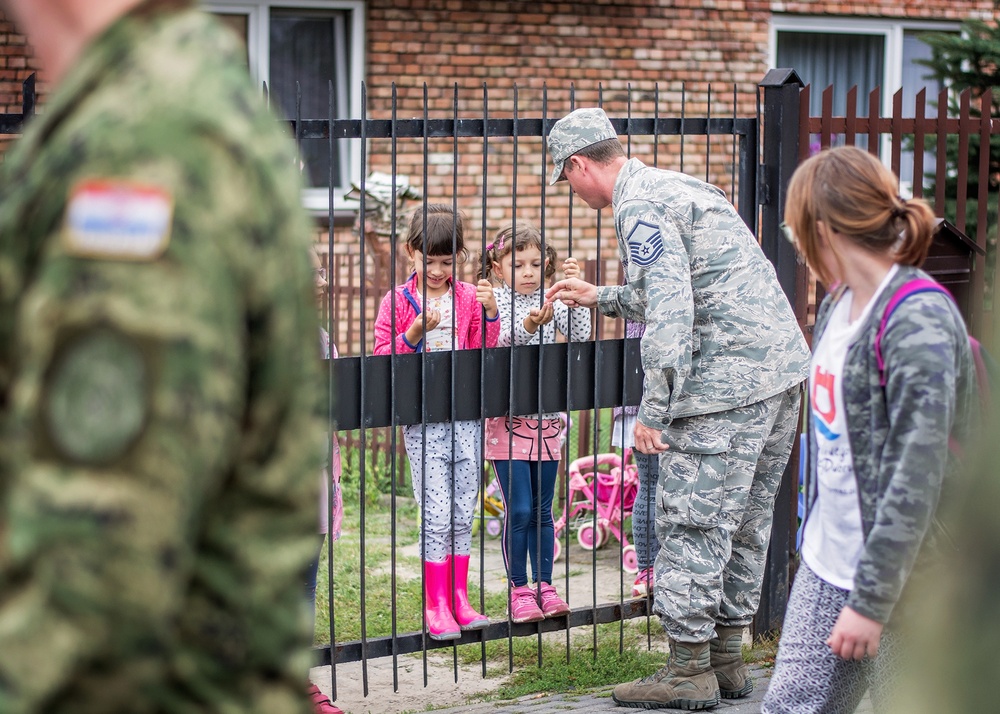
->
xmin=548 ymin=107 xmax=618 ymax=185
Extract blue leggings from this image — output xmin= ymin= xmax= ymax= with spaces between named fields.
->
xmin=492 ymin=459 xmax=559 ymax=587
xmin=631 ymin=451 xmax=662 ymax=571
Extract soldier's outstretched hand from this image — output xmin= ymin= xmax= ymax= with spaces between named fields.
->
xmin=546 ymin=277 xmax=597 ymax=309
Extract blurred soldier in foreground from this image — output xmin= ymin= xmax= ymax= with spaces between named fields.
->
xmin=891 ymin=404 xmax=998 ymax=714
xmin=545 ymin=107 xmax=809 ymax=710
xmin=0 ymin=1 xmax=324 ymax=712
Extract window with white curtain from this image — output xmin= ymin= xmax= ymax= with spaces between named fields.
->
xmin=202 ymin=1 xmax=365 ymax=209
xmin=770 ymin=17 xmax=957 ymax=189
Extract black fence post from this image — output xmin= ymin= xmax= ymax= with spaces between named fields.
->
xmin=22 ymin=74 xmax=35 ymax=118
xmin=754 ymin=68 xmax=803 ymax=638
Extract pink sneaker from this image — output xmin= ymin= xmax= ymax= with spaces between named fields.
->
xmin=538 ymin=582 xmax=570 ymax=617
xmin=632 ymin=566 xmax=654 ymax=598
xmin=509 ymin=584 xmax=545 ymax=623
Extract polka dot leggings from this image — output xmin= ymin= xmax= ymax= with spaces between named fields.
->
xmin=403 ymin=420 xmax=482 ymax=562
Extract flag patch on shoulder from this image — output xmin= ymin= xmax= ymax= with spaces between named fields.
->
xmin=63 ymin=179 xmax=173 ymax=261
xmin=626 ymin=221 xmax=663 ymax=268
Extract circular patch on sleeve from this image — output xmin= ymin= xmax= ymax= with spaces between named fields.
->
xmin=44 ymin=330 xmax=149 ymax=465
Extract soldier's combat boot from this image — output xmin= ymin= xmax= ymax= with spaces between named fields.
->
xmin=710 ymin=625 xmax=753 ymax=698
xmin=612 ymin=640 xmax=720 ymax=710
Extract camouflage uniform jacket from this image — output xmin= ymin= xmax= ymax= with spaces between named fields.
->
xmin=806 ymin=265 xmax=977 ymax=626
xmin=0 ymin=4 xmax=323 ymax=712
xmin=595 ymin=158 xmax=809 ymax=427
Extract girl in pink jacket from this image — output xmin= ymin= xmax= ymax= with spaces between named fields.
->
xmin=373 ymin=204 xmax=499 ymax=641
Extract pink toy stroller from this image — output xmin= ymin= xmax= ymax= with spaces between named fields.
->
xmin=553 ymin=448 xmax=641 ymax=573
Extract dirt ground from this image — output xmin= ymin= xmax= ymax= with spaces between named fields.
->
xmin=313 ymin=528 xmax=656 ymax=714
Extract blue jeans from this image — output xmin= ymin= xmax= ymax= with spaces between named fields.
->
xmin=492 ymin=459 xmax=559 ymax=587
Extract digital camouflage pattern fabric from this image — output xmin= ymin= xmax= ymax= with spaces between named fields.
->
xmin=596 ymin=158 xmax=810 ymax=428
xmin=653 ymin=386 xmax=801 ymax=641
xmin=806 ymin=265 xmax=977 ymax=627
xmin=0 ymin=4 xmax=323 ymax=712
xmin=547 ymin=107 xmax=617 ymax=185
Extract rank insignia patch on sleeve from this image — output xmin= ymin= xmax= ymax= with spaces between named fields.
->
xmin=62 ymin=179 xmax=173 ymax=261
xmin=626 ymin=221 xmax=664 ymax=268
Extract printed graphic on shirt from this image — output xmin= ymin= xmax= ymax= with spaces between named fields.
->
xmin=626 ymin=220 xmax=664 ymax=268
xmin=811 ymin=366 xmax=840 ymax=441
xmin=423 ymin=292 xmax=456 ymax=351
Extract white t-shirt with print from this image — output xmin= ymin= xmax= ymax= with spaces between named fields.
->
xmin=802 ymin=265 xmax=898 ymax=590
xmin=422 ymin=291 xmax=456 ymax=352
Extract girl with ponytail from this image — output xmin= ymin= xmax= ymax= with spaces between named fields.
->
xmin=763 ymin=146 xmax=978 ymax=713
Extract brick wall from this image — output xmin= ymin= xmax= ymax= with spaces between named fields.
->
xmin=0 ymin=9 xmax=41 ymax=154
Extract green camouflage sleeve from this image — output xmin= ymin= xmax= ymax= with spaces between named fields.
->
xmin=0 ymin=133 xmax=320 ymax=712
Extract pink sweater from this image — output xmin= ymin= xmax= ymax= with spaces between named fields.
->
xmin=373 ymin=272 xmax=500 ymax=354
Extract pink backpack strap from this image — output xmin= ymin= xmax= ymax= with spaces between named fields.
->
xmin=876 ymin=278 xmax=950 ymax=387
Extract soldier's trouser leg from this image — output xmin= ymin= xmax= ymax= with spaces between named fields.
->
xmin=653 ymin=385 xmax=801 ymax=642
xmin=719 ymin=384 xmax=801 ymax=626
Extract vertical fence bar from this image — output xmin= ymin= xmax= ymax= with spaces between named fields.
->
xmin=913 ymin=88 xmax=926 ymax=200
xmin=477 ymin=81 xmax=490 ymax=678
xmin=935 ymin=87 xmax=949 ymax=217
xmin=591 ymin=84 xmax=604 ymax=661
xmin=325 ymin=77 xmax=339 ymax=702
xmin=867 ymin=87 xmax=880 ymax=155
xmin=419 ymin=82 xmax=430 ymax=686
xmin=891 ymin=89 xmax=903 ymax=180
xmin=705 ymin=83 xmax=712 ymax=182
xmin=973 ymin=88 xmax=992 ymax=338
xmin=358 ymin=81 xmax=371 ymax=696
xmin=388 ymin=82 xmax=401 ymax=690
xmin=821 ymin=85 xmax=833 ymax=150
xmin=448 ymin=81 xmax=460 ymax=682
xmin=956 ymin=89 xmax=971 ymax=236
xmin=845 ymin=86 xmax=858 ymax=147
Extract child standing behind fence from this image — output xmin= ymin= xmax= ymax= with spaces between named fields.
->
xmin=373 ymin=204 xmax=500 ymax=641
xmin=481 ymin=222 xmax=591 ymax=622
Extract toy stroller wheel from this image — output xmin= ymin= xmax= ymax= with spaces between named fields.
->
xmin=598 ymin=524 xmax=610 ymax=544
xmin=622 ymin=544 xmax=639 ymax=574
xmin=486 ymin=518 xmax=502 ymax=538
xmin=577 ymin=523 xmax=604 ymax=551
xmin=553 ymin=537 xmax=562 ymax=562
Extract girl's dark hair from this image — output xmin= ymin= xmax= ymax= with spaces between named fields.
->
xmin=479 ymin=221 xmax=557 ymax=282
xmin=785 ymin=146 xmax=936 ymax=286
xmin=404 ymin=203 xmax=468 ymax=262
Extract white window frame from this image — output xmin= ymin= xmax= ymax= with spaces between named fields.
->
xmin=202 ymin=0 xmax=365 ymax=212
xmin=769 ymin=16 xmax=960 ymax=119
xmin=770 ymin=15 xmax=960 ymax=189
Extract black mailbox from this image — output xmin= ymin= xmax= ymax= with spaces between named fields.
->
xmin=922 ymin=218 xmax=984 ymax=326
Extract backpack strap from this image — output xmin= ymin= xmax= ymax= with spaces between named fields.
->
xmin=875 ymin=278 xmax=950 ymax=387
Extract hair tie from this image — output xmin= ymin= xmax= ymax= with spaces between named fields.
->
xmin=891 ymin=196 xmax=907 ymax=219
xmin=486 ymin=242 xmax=494 ymax=251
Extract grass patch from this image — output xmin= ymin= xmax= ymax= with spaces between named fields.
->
xmin=472 ymin=622 xmax=668 ymax=700
xmin=745 ymin=628 xmax=781 ymax=668
xmin=314 ymin=497 xmax=511 ymax=643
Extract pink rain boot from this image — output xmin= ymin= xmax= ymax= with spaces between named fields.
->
xmin=423 ymin=560 xmax=461 ymax=641
xmin=448 ymin=554 xmax=489 ymax=630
